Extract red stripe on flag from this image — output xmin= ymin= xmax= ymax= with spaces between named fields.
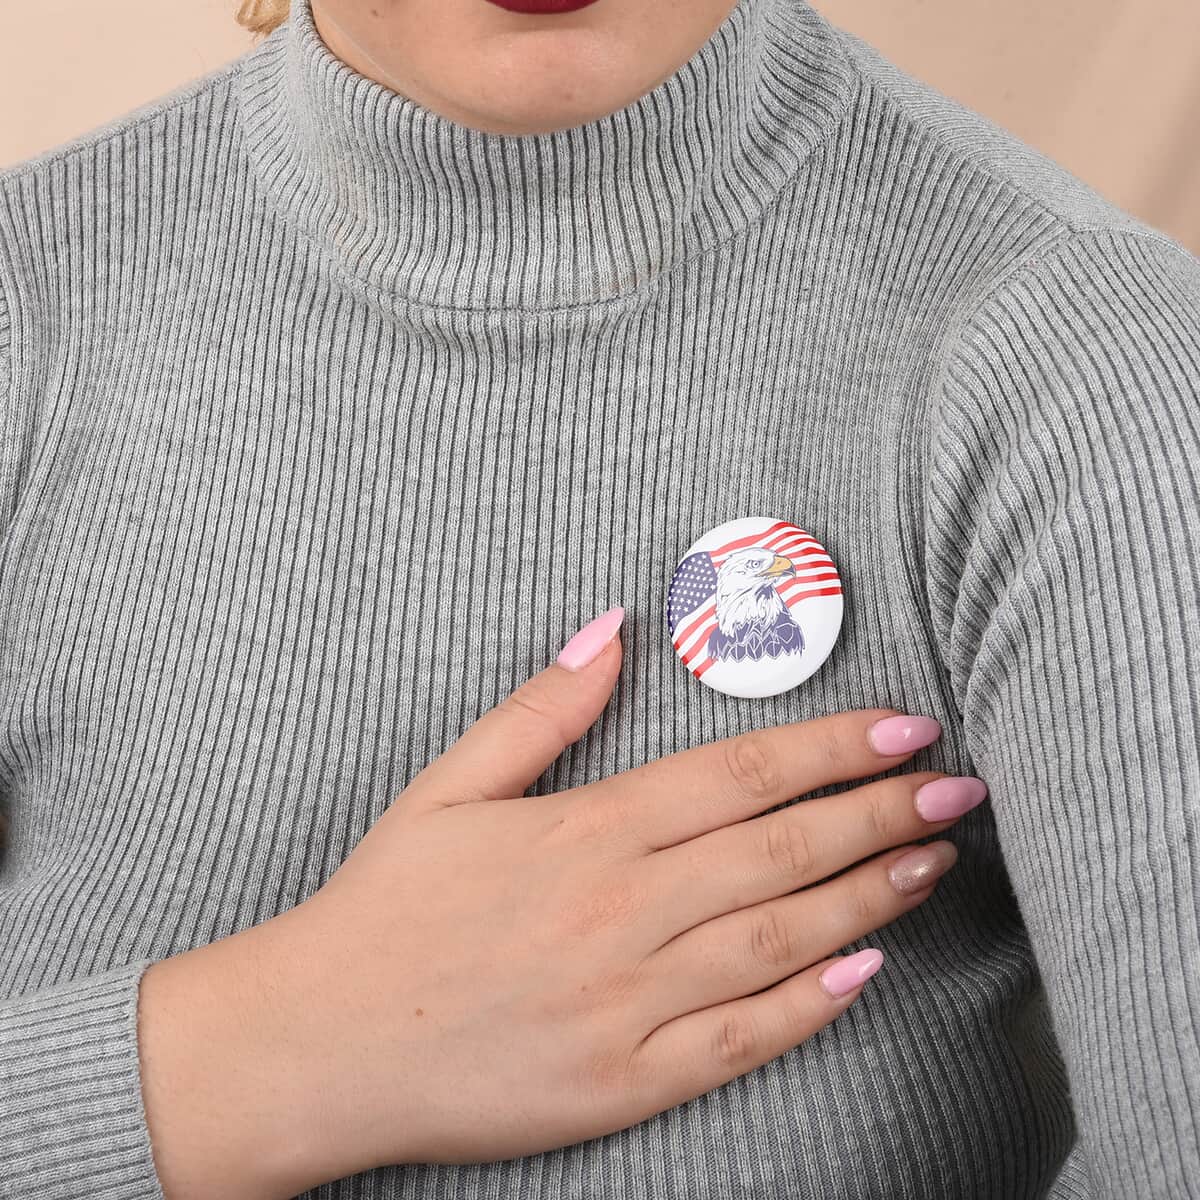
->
xmin=673 ymin=601 xmax=718 ymax=651
xmin=709 ymin=521 xmax=794 ymax=558
xmin=761 ymin=529 xmax=814 ymax=553
xmin=783 ymin=584 xmax=843 ymax=605
xmin=681 ymin=632 xmax=713 ymax=667
xmin=693 ymin=656 xmax=716 ymax=679
xmin=778 ymin=571 xmax=841 ymax=596
xmin=711 ymin=544 xmax=829 ymax=567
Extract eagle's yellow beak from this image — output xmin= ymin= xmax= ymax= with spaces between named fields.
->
xmin=765 ymin=554 xmax=796 ymax=578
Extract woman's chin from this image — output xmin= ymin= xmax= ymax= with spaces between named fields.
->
xmin=446 ymin=52 xmax=643 ymax=134
xmin=439 ymin=86 xmax=632 ymax=136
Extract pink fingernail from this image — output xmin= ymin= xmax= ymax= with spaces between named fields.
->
xmin=556 ymin=607 xmax=625 ymax=671
xmin=914 ymin=776 xmax=988 ymax=821
xmin=819 ymin=948 xmax=884 ymax=999
xmin=867 ymin=715 xmax=941 ymax=756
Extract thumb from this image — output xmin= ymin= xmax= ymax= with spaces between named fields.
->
xmin=403 ymin=606 xmax=626 ymax=810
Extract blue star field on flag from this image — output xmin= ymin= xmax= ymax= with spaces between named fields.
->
xmin=666 ymin=551 xmax=719 ymax=634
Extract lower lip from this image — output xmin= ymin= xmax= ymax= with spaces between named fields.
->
xmin=483 ymin=0 xmax=601 ymax=12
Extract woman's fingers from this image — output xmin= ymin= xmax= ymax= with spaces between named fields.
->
xmin=625 ymin=842 xmax=953 ymax=1112
xmin=402 ymin=607 xmax=625 ymax=811
xmin=567 ymin=710 xmax=943 ymax=851
xmin=624 ymin=945 xmax=887 ymax=1119
xmin=634 ymin=840 xmax=955 ymax=1030
xmin=636 ymin=770 xmax=986 ymax=937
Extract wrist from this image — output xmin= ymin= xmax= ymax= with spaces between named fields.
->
xmin=138 ymin=907 xmax=344 ymax=1199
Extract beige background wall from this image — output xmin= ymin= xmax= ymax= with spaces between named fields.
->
xmin=1 ymin=0 xmax=1197 ymax=255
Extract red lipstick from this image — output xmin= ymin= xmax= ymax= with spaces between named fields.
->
xmin=484 ymin=0 xmax=601 ymax=12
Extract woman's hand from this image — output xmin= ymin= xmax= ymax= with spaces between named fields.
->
xmin=138 ymin=608 xmax=986 ymax=1199
xmin=270 ymin=608 xmax=984 ymax=1183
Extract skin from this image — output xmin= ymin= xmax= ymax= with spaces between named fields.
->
xmin=309 ymin=0 xmax=741 ymax=135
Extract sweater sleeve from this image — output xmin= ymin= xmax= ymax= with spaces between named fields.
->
xmin=925 ymin=227 xmax=1200 ymax=1196
xmin=0 ymin=275 xmax=169 ymax=1197
xmin=0 ymin=959 xmax=168 ymax=1199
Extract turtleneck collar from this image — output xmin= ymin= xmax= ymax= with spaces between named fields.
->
xmin=237 ymin=0 xmax=856 ymax=312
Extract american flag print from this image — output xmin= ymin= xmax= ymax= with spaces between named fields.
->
xmin=665 ymin=516 xmax=844 ymax=698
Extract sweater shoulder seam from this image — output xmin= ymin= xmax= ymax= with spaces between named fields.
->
xmin=0 ymin=259 xmax=9 ymax=395
xmin=929 ymin=226 xmax=1189 ymax=402
xmin=828 ymin=25 xmax=1186 ymax=257
xmin=951 ymin=226 xmax=1195 ymax=348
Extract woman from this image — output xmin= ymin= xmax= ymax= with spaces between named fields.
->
xmin=0 ymin=0 xmax=1196 ymax=1197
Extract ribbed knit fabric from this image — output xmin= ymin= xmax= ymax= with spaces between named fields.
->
xmin=0 ymin=0 xmax=1197 ymax=1196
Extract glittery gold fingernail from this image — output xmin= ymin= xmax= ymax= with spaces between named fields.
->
xmin=888 ymin=841 xmax=958 ymax=895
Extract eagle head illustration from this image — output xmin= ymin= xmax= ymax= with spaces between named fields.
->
xmin=706 ymin=548 xmax=805 ymax=663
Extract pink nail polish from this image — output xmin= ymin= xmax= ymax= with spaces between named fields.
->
xmin=867 ymin=715 xmax=941 ymax=756
xmin=914 ymin=776 xmax=988 ymax=821
xmin=556 ymin=607 xmax=625 ymax=671
xmin=819 ymin=948 xmax=884 ymax=999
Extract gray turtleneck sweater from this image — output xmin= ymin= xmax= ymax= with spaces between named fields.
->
xmin=1 ymin=0 xmax=1198 ymax=1196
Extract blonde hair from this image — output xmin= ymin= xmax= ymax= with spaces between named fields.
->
xmin=236 ymin=0 xmax=291 ymax=36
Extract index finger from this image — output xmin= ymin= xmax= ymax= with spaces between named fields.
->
xmin=568 ymin=709 xmax=942 ymax=850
